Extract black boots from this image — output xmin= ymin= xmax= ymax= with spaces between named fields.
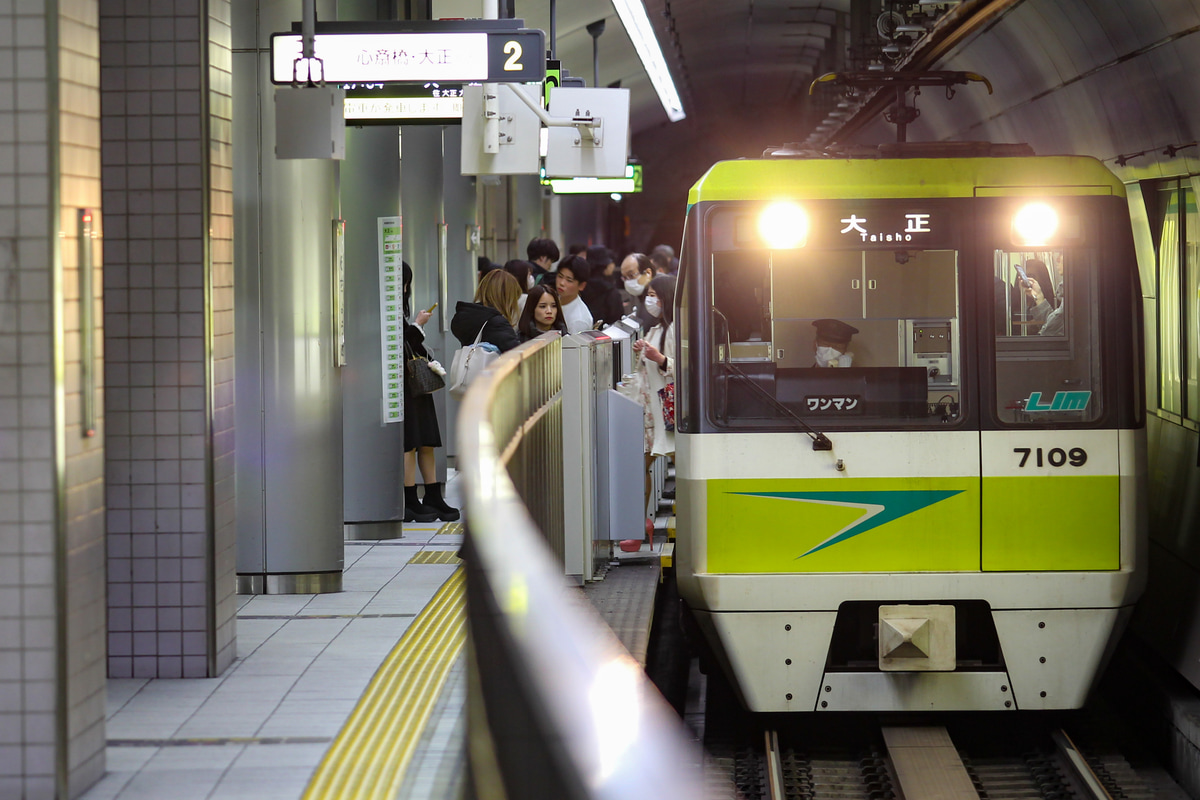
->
xmin=422 ymin=482 xmax=460 ymax=522
xmin=403 ymin=485 xmax=439 ymax=523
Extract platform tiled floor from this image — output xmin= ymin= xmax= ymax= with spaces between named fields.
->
xmin=79 ymin=483 xmax=466 ymax=800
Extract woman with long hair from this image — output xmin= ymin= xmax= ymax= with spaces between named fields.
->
xmin=627 ymin=274 xmax=676 ymax=546
xmin=401 ymin=262 xmax=459 ymax=522
xmin=516 ymin=283 xmax=567 ymax=342
xmin=450 ymin=268 xmax=522 ymax=353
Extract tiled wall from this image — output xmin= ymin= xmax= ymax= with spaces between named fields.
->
xmin=1 ymin=1 xmax=107 ymax=797
xmin=208 ymin=0 xmax=236 ymax=677
xmin=100 ymin=0 xmax=235 ymax=680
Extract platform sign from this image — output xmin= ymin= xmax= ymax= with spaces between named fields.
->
xmin=378 ymin=216 xmax=404 ymax=424
xmin=544 ymin=58 xmax=560 ymax=107
xmin=342 ymin=83 xmax=464 ymax=123
xmin=271 ymin=29 xmax=545 ymax=85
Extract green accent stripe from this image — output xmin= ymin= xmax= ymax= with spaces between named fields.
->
xmin=708 ymin=478 xmax=980 ymax=573
xmin=687 ymin=156 xmax=1124 ymax=205
xmin=981 ymin=476 xmax=1119 ymax=571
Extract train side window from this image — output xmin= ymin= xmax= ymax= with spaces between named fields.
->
xmin=993 ymin=249 xmax=1103 ymax=424
xmin=1150 ymin=180 xmax=1200 ymax=422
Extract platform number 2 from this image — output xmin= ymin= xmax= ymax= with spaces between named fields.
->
xmin=503 ymin=41 xmax=523 ymax=71
xmin=1014 ymin=447 xmax=1087 ymax=467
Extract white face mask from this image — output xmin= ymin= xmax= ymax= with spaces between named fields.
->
xmin=526 ymin=275 xmax=535 ymax=290
xmin=644 ymin=296 xmax=662 ymax=318
xmin=624 ymin=278 xmax=645 ymax=296
xmin=815 ymin=346 xmax=843 ymax=367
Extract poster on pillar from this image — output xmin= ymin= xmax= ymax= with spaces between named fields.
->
xmin=378 ymin=216 xmax=404 ymax=424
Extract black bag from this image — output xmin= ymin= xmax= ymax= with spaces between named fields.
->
xmin=405 ymin=341 xmax=445 ymax=395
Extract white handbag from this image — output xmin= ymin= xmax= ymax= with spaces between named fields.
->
xmin=448 ymin=325 xmax=500 ymax=399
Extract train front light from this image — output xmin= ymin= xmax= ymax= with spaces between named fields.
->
xmin=1012 ymin=202 xmax=1059 ymax=246
xmin=758 ymin=201 xmax=809 ymax=249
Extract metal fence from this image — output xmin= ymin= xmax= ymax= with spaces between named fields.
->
xmin=455 ymin=333 xmax=704 ymax=800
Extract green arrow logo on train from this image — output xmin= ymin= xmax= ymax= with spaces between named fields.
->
xmin=731 ymin=490 xmax=963 ymax=557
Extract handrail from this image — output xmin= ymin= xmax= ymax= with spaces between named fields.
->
xmin=457 ymin=332 xmax=705 ymax=800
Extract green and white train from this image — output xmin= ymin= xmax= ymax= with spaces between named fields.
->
xmin=673 ymin=144 xmax=1147 ymax=712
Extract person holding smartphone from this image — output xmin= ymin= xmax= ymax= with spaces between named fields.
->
xmin=402 ymin=263 xmax=459 ymax=523
xmin=1019 ymin=258 xmax=1064 ymax=336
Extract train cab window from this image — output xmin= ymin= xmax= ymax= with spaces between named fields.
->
xmin=992 ymin=249 xmax=1103 ymax=424
xmin=709 ymin=247 xmax=963 ymax=429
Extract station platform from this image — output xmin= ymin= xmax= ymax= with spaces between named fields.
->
xmin=79 ymin=472 xmax=668 ymax=800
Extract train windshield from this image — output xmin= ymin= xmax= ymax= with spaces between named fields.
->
xmin=708 ymin=245 xmax=962 ymax=430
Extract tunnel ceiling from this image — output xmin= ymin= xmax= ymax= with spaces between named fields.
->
xmin=512 ymin=0 xmax=1200 ymax=251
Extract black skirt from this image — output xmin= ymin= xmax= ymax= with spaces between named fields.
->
xmin=404 ymin=390 xmax=442 ymax=450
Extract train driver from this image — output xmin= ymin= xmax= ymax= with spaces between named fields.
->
xmin=812 ymin=318 xmax=859 ymax=367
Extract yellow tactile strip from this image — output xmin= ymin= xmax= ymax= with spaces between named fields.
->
xmin=302 ymin=566 xmax=466 ymax=800
xmin=408 ymin=550 xmax=463 ymax=565
xmin=436 ymin=521 xmax=465 ymax=536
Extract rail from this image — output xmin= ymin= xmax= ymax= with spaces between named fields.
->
xmin=456 ymin=333 xmax=704 ymax=799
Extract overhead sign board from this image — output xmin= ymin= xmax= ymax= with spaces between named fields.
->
xmin=271 ymin=29 xmax=545 ymax=84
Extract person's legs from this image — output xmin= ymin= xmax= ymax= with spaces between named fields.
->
xmin=403 ymin=450 xmax=417 ymax=487
xmin=419 ymin=446 xmax=460 ymax=521
xmin=403 ymin=449 xmax=438 ymax=522
xmin=416 ymin=447 xmax=436 ymax=484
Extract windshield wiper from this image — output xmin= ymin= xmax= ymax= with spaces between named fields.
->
xmin=719 ymin=360 xmax=833 ymax=451
xmin=711 ymin=308 xmax=831 ymax=451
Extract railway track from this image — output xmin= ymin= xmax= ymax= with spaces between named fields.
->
xmin=693 ymin=670 xmax=1188 ymax=800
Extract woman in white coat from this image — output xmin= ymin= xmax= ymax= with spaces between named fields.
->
xmin=631 ymin=275 xmax=676 ymax=538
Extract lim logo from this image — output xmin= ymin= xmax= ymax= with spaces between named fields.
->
xmin=1024 ymin=390 xmax=1091 ymax=412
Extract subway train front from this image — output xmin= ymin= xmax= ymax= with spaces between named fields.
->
xmin=672 ymin=147 xmax=1147 ymax=713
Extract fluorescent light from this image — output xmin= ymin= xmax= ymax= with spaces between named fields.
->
xmin=610 ymin=0 xmax=686 ymax=122
xmin=545 ymin=163 xmax=642 ymax=194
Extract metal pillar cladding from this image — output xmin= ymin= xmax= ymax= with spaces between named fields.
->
xmin=341 ymin=126 xmax=405 ymax=540
xmin=440 ymin=125 xmax=479 ymax=463
xmin=233 ymin=0 xmax=344 ymax=594
xmin=398 ymin=125 xmax=451 ymax=481
xmin=598 ymin=389 xmax=645 ymax=544
xmin=560 ymin=331 xmax=614 ymax=581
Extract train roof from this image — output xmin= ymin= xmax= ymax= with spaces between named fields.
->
xmin=687 ymin=149 xmax=1126 ymax=206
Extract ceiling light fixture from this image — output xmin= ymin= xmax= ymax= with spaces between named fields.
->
xmin=611 ymin=0 xmax=686 ymax=121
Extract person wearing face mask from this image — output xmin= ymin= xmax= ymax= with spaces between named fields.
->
xmin=507 ymin=259 xmax=538 ymax=315
xmin=526 ymin=237 xmax=560 ymax=285
xmin=812 ymin=318 xmax=859 ymax=367
xmin=619 ymin=252 xmax=655 ymax=325
xmin=629 ymin=275 xmax=677 ymax=547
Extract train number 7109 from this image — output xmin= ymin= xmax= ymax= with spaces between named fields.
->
xmin=1013 ymin=447 xmax=1087 ymax=467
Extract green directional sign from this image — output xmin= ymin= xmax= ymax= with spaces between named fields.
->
xmin=544 ymin=59 xmax=561 ymax=107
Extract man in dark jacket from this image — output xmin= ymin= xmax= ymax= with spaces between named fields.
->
xmin=580 ymin=245 xmax=624 ymax=327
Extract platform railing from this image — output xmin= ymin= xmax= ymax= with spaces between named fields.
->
xmin=456 ymin=333 xmax=704 ymax=800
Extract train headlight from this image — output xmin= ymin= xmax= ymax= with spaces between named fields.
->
xmin=1012 ymin=202 xmax=1059 ymax=245
xmin=758 ymin=201 xmax=809 ymax=249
